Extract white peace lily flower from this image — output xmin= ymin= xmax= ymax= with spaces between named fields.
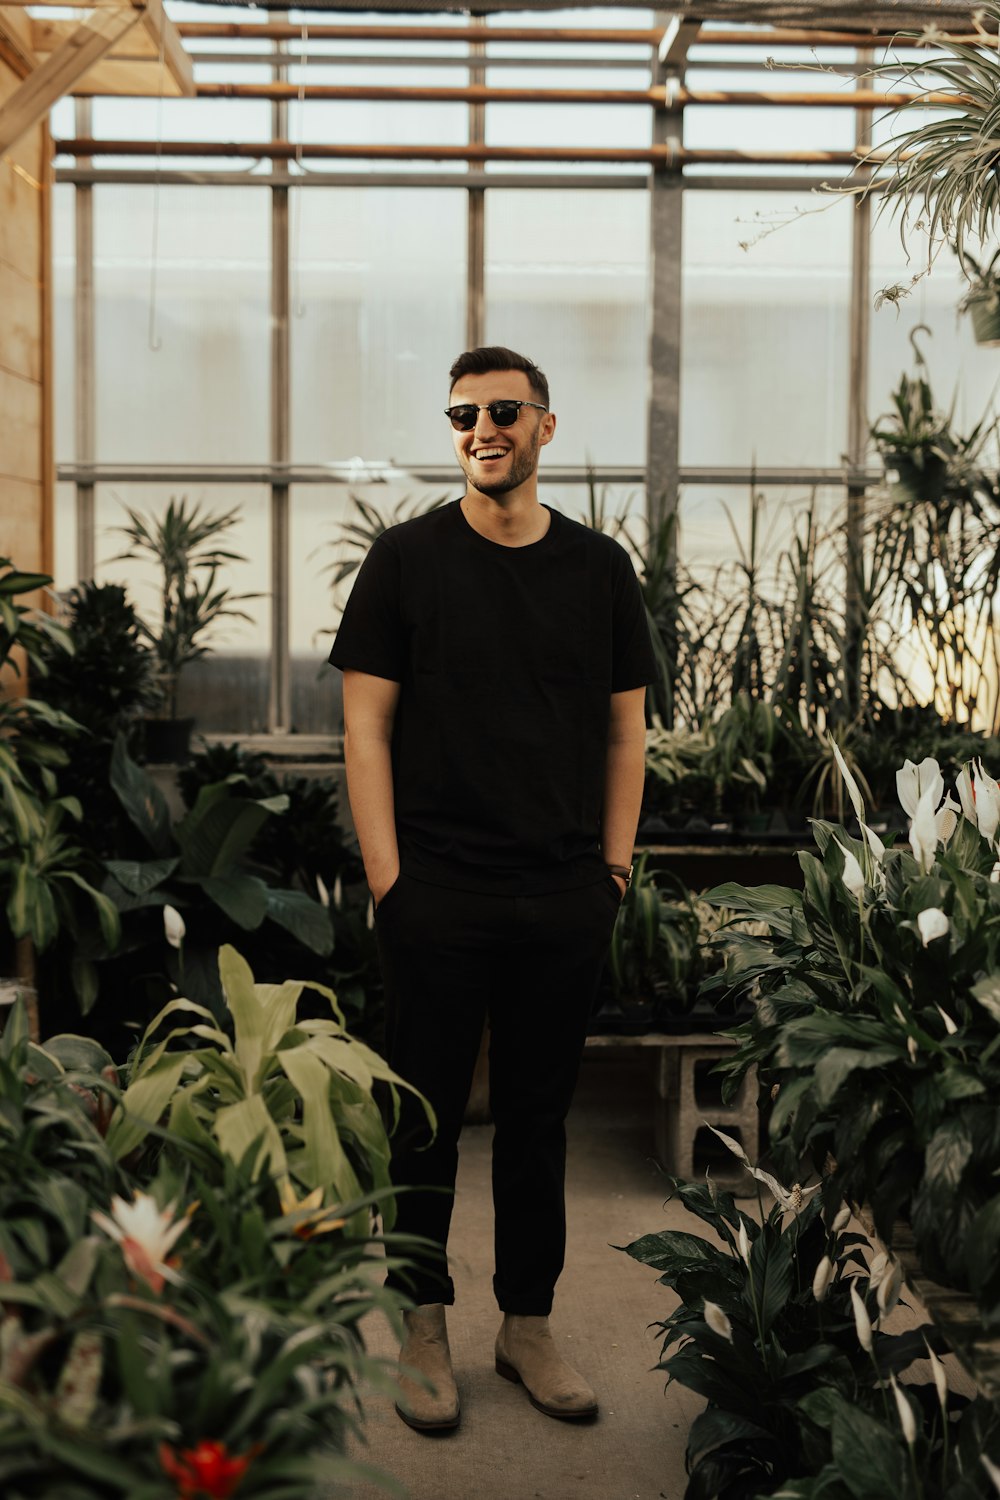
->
xmin=878 ymin=1258 xmax=904 ymax=1316
xmin=315 ymin=873 xmax=330 ymax=908
xmin=924 ymin=1338 xmax=948 ymax=1413
xmin=890 ymin=1375 xmax=917 ymax=1447
xmin=162 ymin=905 xmax=186 ymax=950
xmin=830 ymin=1204 xmax=852 ymax=1234
xmin=937 ymin=1005 xmax=958 ymax=1036
xmin=972 ymin=760 xmax=1000 ymax=848
xmin=896 ymin=756 xmax=944 ymax=819
xmin=812 ymin=1255 xmax=834 ymax=1302
xmin=909 ymin=783 xmax=940 ymax=874
xmin=868 ymin=1251 xmax=888 ymax=1290
xmin=935 ymin=792 xmax=961 ymax=844
xmin=916 ymin=907 xmax=949 ymax=947
xmin=737 ymin=1220 xmax=751 ymax=1266
xmin=332 ymin=873 xmax=343 ymax=909
xmin=850 ymin=1280 xmax=874 ymax=1352
xmin=956 ymin=764 xmax=977 ymax=827
xmin=907 ymin=1035 xmax=919 ymax=1063
xmin=834 ymin=837 xmax=865 ymax=900
xmin=703 ymin=1300 xmax=733 ymax=1342
xmin=861 ymin=823 xmax=886 ymax=863
xmin=706 ymin=1127 xmax=819 ymax=1212
xmin=91 ymin=1192 xmax=188 ymax=1295
xmin=981 ymin=1454 xmax=1000 ymax=1497
xmin=992 ymin=863 xmax=1000 ymax=885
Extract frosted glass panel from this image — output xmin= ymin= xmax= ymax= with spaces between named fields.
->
xmin=867 ymin=216 xmax=999 ymax=453
xmin=290 ymin=188 xmax=466 ymax=464
xmin=485 ymin=189 xmax=649 ymax=467
xmin=52 ymin=183 xmax=75 ymax=465
xmin=682 ymin=191 xmax=853 ymax=467
xmin=93 ymin=187 xmax=269 ymax=463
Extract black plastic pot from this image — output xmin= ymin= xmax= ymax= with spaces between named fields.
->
xmin=142 ymin=716 xmax=195 ymax=764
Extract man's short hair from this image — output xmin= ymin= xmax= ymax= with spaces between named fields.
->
xmin=448 ymin=347 xmax=550 ymax=410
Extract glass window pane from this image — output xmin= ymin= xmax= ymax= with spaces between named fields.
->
xmin=485 ymin=188 xmax=649 ymax=466
xmin=93 ymin=187 xmax=270 ymax=463
xmin=682 ymin=190 xmax=853 ymax=468
xmin=290 ymin=188 xmax=466 ymax=464
xmin=52 ymin=182 xmax=75 ymax=464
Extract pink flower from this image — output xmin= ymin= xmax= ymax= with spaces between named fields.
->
xmin=92 ymin=1192 xmax=188 ymax=1295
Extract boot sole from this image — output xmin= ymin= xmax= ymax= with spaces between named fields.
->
xmin=394 ymin=1402 xmax=461 ymax=1433
xmin=495 ymin=1357 xmax=599 ymax=1420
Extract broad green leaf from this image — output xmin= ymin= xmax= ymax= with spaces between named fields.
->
xmin=174 ymin=795 xmax=271 ymax=876
xmin=54 ymin=1238 xmax=100 ymax=1297
xmin=747 ymin=1226 xmax=793 ymax=1332
xmin=43 ymin=1034 xmax=115 ymax=1074
xmin=197 ymin=871 xmax=268 ymax=929
xmin=972 ymin=973 xmax=1000 ymax=1023
xmin=106 ymin=1054 xmax=188 ymax=1160
xmin=830 ymin=1403 xmax=904 ymax=1499
xmin=218 ymin=945 xmax=271 ymax=1080
xmin=812 ymin=1046 xmax=901 ymax=1108
xmin=264 ymin=887 xmax=334 ymax=955
xmin=56 ymin=871 xmax=122 ymax=949
xmin=104 ymin=857 xmax=179 ymax=895
xmin=278 ymin=1044 xmax=361 ymax=1200
xmin=305 ymin=1032 xmax=375 ymax=1092
xmin=110 ymin=734 xmax=172 ymax=857
xmin=214 ymin=1094 xmax=286 ymax=1181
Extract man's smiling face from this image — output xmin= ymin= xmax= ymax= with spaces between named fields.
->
xmin=449 ymin=369 xmax=555 ymax=500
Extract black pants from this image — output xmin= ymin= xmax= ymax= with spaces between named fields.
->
xmin=374 ymin=871 xmax=621 ymax=1315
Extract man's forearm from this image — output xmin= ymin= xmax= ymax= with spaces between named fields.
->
xmin=601 ymin=734 xmax=646 ymax=869
xmin=343 ymin=728 xmax=400 ymax=899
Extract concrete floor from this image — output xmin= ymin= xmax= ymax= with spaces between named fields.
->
xmin=330 ymin=1050 xmax=708 ymax=1500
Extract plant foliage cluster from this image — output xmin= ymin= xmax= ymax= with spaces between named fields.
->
xmin=0 ymin=946 xmax=431 ymax=1499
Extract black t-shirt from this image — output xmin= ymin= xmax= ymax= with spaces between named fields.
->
xmin=328 ymin=500 xmax=656 ymax=893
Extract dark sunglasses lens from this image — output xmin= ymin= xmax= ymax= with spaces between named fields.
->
xmin=490 ymin=402 xmax=520 ymax=426
xmin=448 ymin=406 xmax=477 ymax=430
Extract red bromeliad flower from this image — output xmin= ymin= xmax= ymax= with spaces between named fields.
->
xmin=159 ymin=1439 xmax=259 ymax=1498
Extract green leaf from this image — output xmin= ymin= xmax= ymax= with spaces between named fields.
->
xmin=174 ymin=795 xmax=271 ymax=876
xmin=110 ymin=735 xmax=172 ymax=857
xmin=972 ymin=973 xmax=1000 ymax=1023
xmin=196 ymin=871 xmax=268 ymax=929
xmin=264 ymin=887 xmax=334 ymax=955
xmin=830 ymin=1403 xmax=904 ymax=1500
xmin=812 ymin=1046 xmax=902 ymax=1108
xmin=213 ymin=1094 xmax=287 ymax=1181
xmin=106 ymin=1054 xmax=189 ymax=1160
xmin=279 ymin=1044 xmax=362 ymax=1200
xmin=104 ymin=857 xmax=180 ymax=895
xmin=747 ymin=1225 xmax=793 ymax=1332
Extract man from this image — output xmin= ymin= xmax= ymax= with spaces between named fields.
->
xmin=328 ymin=347 xmax=655 ymax=1432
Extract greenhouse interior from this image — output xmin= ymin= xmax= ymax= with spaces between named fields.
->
xmin=3 ymin=0 xmax=1000 ymax=1494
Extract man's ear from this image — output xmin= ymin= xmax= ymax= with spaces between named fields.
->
xmin=539 ymin=411 xmax=557 ymax=448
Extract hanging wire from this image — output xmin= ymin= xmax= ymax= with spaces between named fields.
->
xmin=147 ymin=21 xmax=167 ymax=351
xmin=292 ymin=21 xmax=307 ymax=318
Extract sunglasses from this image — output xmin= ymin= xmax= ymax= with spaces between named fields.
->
xmin=444 ymin=399 xmax=548 ymax=432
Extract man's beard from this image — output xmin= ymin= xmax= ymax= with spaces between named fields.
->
xmin=461 ymin=435 xmax=541 ymax=498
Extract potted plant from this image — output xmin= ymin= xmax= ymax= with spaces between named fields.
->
xmin=112 ymin=497 xmax=258 ymax=762
xmin=704 ymin=743 xmax=1000 ymax=1332
xmin=957 ymin=244 xmax=1000 ymax=346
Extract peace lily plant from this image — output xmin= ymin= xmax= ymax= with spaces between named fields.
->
xmin=702 ymin=739 xmax=1000 ymax=1330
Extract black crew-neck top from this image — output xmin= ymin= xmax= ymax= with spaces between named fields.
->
xmin=328 ymin=499 xmax=656 ymax=893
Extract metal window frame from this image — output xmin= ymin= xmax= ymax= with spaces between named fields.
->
xmin=66 ymin=26 xmax=877 ymax=735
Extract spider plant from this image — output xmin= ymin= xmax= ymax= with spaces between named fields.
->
xmin=862 ymin=7 xmax=1000 ymax=268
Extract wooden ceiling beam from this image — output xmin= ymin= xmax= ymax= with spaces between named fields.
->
xmin=0 ymin=5 xmax=140 ymax=152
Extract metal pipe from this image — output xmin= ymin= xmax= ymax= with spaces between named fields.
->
xmin=53 ymin=139 xmax=906 ymax=165
xmin=56 ymin=463 xmax=882 ymax=486
xmin=192 ymin=80 xmax=958 ymax=106
xmin=54 ymin=166 xmax=888 ymax=192
xmin=175 ymin=21 xmax=987 ymax=47
xmin=73 ymin=98 xmax=95 ymax=584
xmin=269 ymin=32 xmax=291 ymax=734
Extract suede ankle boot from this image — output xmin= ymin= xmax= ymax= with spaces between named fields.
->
xmin=395 ymin=1303 xmax=460 ymax=1432
xmin=495 ymin=1314 xmax=598 ymax=1420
